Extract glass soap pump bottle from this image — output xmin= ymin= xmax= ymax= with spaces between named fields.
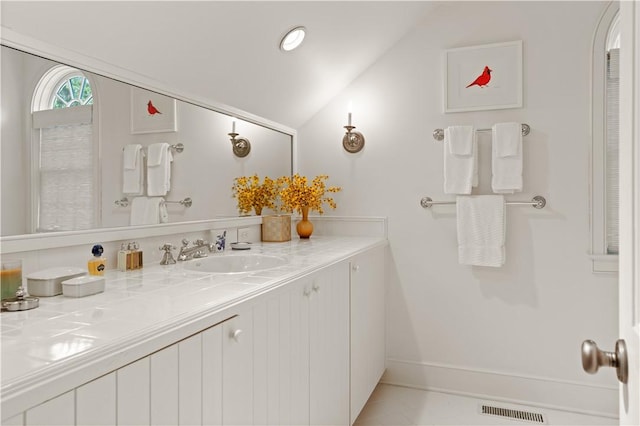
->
xmin=88 ymin=244 xmax=106 ymax=276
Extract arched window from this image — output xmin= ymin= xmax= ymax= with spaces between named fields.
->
xmin=31 ymin=65 xmax=98 ymax=232
xmin=590 ymin=4 xmax=620 ymax=272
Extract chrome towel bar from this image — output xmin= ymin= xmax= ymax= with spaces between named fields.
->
xmin=115 ymin=197 xmax=192 ymax=208
xmin=420 ymin=195 xmax=546 ymax=209
xmin=432 ymin=123 xmax=530 ymax=141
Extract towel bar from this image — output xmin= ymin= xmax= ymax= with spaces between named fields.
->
xmin=420 ymin=195 xmax=546 ymax=209
xmin=121 ymin=143 xmax=184 ymax=153
xmin=432 ymin=123 xmax=530 ymax=141
xmin=115 ymin=197 xmax=192 ymax=208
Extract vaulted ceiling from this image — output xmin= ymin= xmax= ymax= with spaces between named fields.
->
xmin=1 ymin=1 xmax=441 ymax=128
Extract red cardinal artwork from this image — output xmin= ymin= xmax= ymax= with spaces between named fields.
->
xmin=466 ymin=66 xmax=492 ymax=88
xmin=147 ymin=100 xmax=162 ymax=115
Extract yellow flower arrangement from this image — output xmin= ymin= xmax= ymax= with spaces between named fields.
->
xmin=232 ymin=174 xmax=278 ymax=215
xmin=277 ymin=174 xmax=341 ymax=215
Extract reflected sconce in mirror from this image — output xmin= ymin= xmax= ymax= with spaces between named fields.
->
xmin=229 ymin=120 xmax=251 ymax=157
xmin=343 ymin=110 xmax=365 ymax=153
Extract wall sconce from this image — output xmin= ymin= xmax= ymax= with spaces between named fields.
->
xmin=229 ymin=120 xmax=251 ymax=158
xmin=343 ymin=111 xmax=365 ymax=153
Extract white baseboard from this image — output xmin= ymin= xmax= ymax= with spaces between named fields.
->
xmin=382 ymin=358 xmax=618 ymax=419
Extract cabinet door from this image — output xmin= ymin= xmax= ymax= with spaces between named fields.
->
xmin=117 ymin=357 xmax=150 ymax=425
xmin=309 ymin=262 xmax=350 ymax=425
xmin=222 ymin=312 xmax=254 ymax=425
xmin=290 ymin=278 xmax=311 ymax=425
xmin=202 ymin=324 xmax=223 ymax=425
xmin=179 ymin=333 xmax=203 ymax=426
xmin=350 ymin=246 xmax=386 ymax=423
xmin=25 ymin=391 xmax=74 ymax=426
xmin=150 ymin=344 xmax=179 ymax=425
xmin=76 ymin=373 xmax=116 ymax=425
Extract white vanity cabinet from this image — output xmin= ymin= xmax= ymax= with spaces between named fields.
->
xmin=6 ymin=241 xmax=388 ymax=426
xmin=20 ymin=313 xmax=251 ymax=426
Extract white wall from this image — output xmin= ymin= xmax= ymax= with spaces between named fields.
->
xmin=298 ymin=1 xmax=619 ymax=416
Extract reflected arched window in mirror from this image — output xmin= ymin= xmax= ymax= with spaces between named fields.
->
xmin=51 ymin=73 xmax=93 ymax=109
xmin=590 ymin=3 xmax=619 ymax=272
xmin=30 ymin=65 xmax=98 ymax=232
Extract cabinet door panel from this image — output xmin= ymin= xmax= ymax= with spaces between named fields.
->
xmin=202 ymin=324 xmax=223 ymax=426
xmin=275 ymin=290 xmax=293 ymax=425
xmin=253 ymin=301 xmax=268 ymax=425
xmin=290 ymin=279 xmax=311 ymax=425
xmin=76 ymin=373 xmax=116 ymax=425
xmin=350 ymin=246 xmax=386 ymax=423
xmin=150 ymin=344 xmax=179 ymax=425
xmin=222 ymin=313 xmax=253 ymax=425
xmin=310 ymin=262 xmax=350 ymax=425
xmin=25 ymin=391 xmax=74 ymax=426
xmin=179 ymin=334 xmax=203 ymax=426
xmin=117 ymin=357 xmax=150 ymax=426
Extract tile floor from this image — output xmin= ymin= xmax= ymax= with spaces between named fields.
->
xmin=355 ymin=384 xmax=617 ymax=425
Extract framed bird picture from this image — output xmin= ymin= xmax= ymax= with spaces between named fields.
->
xmin=130 ymin=87 xmax=177 ymax=134
xmin=443 ymin=40 xmax=522 ymax=113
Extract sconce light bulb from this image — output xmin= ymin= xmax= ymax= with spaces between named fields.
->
xmin=232 ymin=120 xmax=236 ymax=134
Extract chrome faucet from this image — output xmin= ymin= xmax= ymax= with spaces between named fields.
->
xmin=177 ymin=238 xmax=215 ymax=261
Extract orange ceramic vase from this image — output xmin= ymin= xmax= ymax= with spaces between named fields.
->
xmin=296 ymin=206 xmax=313 ymax=238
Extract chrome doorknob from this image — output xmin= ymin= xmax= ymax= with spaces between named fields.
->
xmin=581 ymin=339 xmax=628 ymax=384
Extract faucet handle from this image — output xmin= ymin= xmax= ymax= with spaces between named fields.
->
xmin=159 ymin=243 xmax=177 ymax=265
xmin=181 ymin=238 xmax=190 ymax=247
xmin=195 ymin=238 xmax=206 ymax=245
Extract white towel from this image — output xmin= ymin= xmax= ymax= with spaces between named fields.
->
xmin=130 ymin=197 xmax=169 ymax=225
xmin=122 ymin=144 xmax=144 ymax=195
xmin=456 ymin=195 xmax=505 ymax=267
xmin=492 ymin=123 xmax=523 ymax=194
xmin=444 ymin=126 xmax=478 ymax=194
xmin=147 ymin=143 xmax=173 ymax=196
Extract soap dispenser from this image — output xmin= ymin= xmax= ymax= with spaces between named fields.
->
xmin=88 ymin=244 xmax=106 ymax=276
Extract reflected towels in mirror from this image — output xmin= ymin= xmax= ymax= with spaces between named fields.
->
xmin=130 ymin=196 xmax=169 ymax=225
xmin=122 ymin=144 xmax=144 ymax=195
xmin=147 ymin=143 xmax=173 ymax=196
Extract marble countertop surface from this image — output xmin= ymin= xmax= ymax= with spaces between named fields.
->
xmin=1 ymin=236 xmax=386 ymax=412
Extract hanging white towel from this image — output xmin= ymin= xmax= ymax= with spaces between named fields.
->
xmin=492 ymin=122 xmax=523 ymax=194
xmin=130 ymin=196 xmax=169 ymax=225
xmin=147 ymin=143 xmax=173 ymax=196
xmin=456 ymin=195 xmax=505 ymax=267
xmin=122 ymin=144 xmax=144 ymax=195
xmin=444 ymin=126 xmax=477 ymax=194
xmin=130 ymin=196 xmax=149 ymax=225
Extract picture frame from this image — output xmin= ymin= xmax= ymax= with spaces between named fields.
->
xmin=443 ymin=40 xmax=523 ymax=113
xmin=130 ymin=87 xmax=177 ymax=134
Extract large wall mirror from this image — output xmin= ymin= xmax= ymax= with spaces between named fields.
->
xmin=1 ymin=44 xmax=294 ymax=240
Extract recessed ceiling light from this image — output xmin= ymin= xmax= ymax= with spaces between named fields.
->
xmin=280 ymin=26 xmax=306 ymax=52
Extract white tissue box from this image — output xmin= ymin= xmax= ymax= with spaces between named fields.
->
xmin=27 ymin=267 xmax=86 ymax=297
xmin=62 ymin=276 xmax=105 ymax=298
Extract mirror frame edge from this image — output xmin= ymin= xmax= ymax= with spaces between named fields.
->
xmin=0 ymin=26 xmax=298 ymax=254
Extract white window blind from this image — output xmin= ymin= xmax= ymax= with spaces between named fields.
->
xmin=32 ymin=106 xmax=94 ymax=232
xmin=606 ymin=48 xmax=619 ymax=254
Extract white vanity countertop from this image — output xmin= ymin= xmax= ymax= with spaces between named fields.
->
xmin=1 ymin=236 xmax=386 ymax=411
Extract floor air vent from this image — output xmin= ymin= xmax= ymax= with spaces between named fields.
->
xmin=480 ymin=404 xmax=546 ymax=424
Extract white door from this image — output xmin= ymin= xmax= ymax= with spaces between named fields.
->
xmin=619 ymin=1 xmax=639 ymax=423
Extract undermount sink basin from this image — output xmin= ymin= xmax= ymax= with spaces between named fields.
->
xmin=182 ymin=254 xmax=288 ymax=274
